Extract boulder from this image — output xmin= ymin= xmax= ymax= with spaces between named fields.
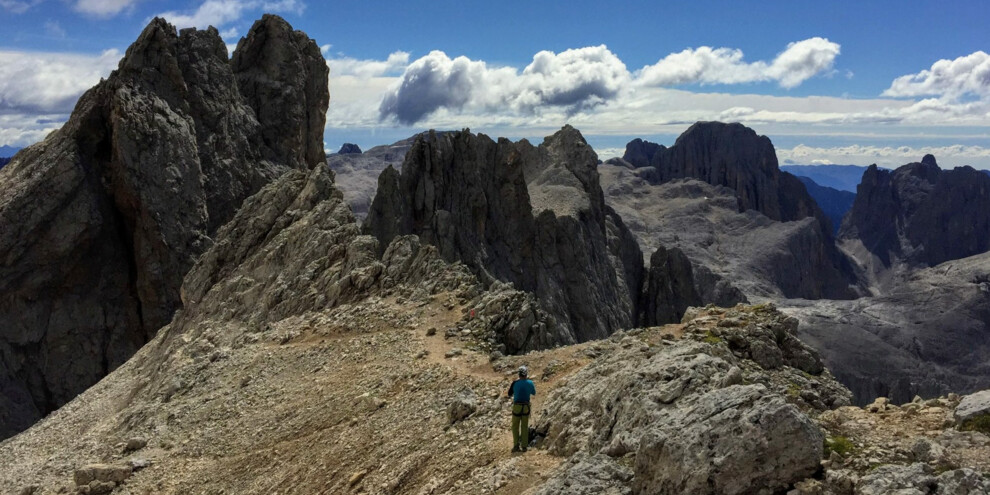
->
xmin=954 ymin=390 xmax=990 ymax=427
xmin=536 ymin=306 xmax=841 ymax=494
xmin=447 ymin=388 xmax=478 ymax=424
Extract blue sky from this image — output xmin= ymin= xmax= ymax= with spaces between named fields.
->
xmin=2 ymin=0 xmax=989 ymax=167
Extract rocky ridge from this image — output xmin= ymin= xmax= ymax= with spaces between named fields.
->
xmin=364 ymin=127 xmax=695 ymax=353
xmin=602 ymin=123 xmax=860 ymax=301
xmin=0 ymin=15 xmax=328 ymax=439
xmin=615 ymin=122 xmax=831 ymax=233
xmin=599 ymin=165 xmax=858 ymax=302
xmin=328 ymin=135 xmax=419 ymax=220
xmin=840 ymin=155 xmax=990 ymax=277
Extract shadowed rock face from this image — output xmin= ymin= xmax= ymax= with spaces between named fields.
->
xmin=365 ymin=127 xmax=666 ymax=350
xmin=632 ymin=122 xmax=832 ymax=236
xmin=0 ymin=15 xmax=327 ymax=439
xmin=840 ymin=155 xmax=990 ymax=269
xmin=603 ymin=123 xmax=861 ymax=301
xmin=784 ymin=251 xmax=990 ymax=405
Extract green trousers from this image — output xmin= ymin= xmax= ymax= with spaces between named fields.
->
xmin=511 ymin=403 xmax=531 ymax=449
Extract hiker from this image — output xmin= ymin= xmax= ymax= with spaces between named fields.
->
xmin=507 ymin=365 xmax=536 ymax=453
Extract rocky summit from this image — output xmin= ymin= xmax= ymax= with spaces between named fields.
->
xmin=364 ymin=127 xmax=696 ymax=353
xmin=0 ymin=15 xmax=328 ymax=440
xmin=840 ymin=155 xmax=990 ymax=274
xmin=602 ymin=124 xmax=861 ymax=302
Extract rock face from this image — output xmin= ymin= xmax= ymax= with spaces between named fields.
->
xmin=536 ymin=305 xmax=846 ymax=494
xmin=620 ymin=137 xmax=664 ymax=168
xmin=840 ymin=155 xmax=990 ymax=270
xmin=600 ymin=166 xmax=859 ymax=301
xmin=365 ymin=127 xmax=668 ymax=351
xmin=631 ymin=122 xmax=832 ymax=233
xmin=784 ymin=251 xmax=990 ymax=405
xmin=639 ymin=246 xmax=700 ymax=326
xmin=603 ymin=123 xmax=860 ymax=301
xmin=0 ymin=15 xmax=327 ymax=439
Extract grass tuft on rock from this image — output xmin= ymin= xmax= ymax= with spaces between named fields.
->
xmin=959 ymin=413 xmax=990 ymax=435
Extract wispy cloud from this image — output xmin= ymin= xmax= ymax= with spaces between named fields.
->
xmin=44 ymin=19 xmax=67 ymax=38
xmin=329 ymin=51 xmax=409 ymax=78
xmin=0 ymin=0 xmax=40 ymax=14
xmin=74 ymin=0 xmax=139 ymax=17
xmin=156 ymin=0 xmax=305 ymax=29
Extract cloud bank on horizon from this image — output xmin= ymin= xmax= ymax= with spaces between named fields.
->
xmin=1 ymin=0 xmax=990 ymax=168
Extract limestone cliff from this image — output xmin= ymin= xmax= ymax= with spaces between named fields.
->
xmin=364 ymin=127 xmax=658 ymax=351
xmin=0 ymin=15 xmax=328 ymax=439
xmin=604 ymin=122 xmax=860 ymax=300
xmin=840 ymin=155 xmax=990 ymax=270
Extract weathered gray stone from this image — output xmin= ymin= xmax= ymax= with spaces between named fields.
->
xmin=639 ymin=245 xmax=701 ymax=325
xmin=447 ymin=388 xmax=478 ymax=425
xmin=364 ymin=127 xmax=645 ymax=352
xmin=854 ymin=463 xmax=990 ymax=495
xmin=954 ymin=390 xmax=990 ymax=426
xmin=840 ymin=157 xmax=990 ymax=269
xmin=536 ymin=306 xmax=838 ymax=494
xmin=0 ymin=14 xmax=328 ymax=440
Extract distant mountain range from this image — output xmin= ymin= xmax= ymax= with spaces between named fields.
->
xmin=0 ymin=145 xmax=21 ymax=157
xmin=0 ymin=157 xmax=10 ymax=170
xmin=781 ymin=164 xmax=873 ymax=192
xmin=796 ymin=176 xmax=855 ymax=235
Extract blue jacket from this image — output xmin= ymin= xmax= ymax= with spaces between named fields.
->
xmin=508 ymin=378 xmax=536 ymax=403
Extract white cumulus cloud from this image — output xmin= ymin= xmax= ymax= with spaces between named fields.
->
xmin=637 ymin=37 xmax=840 ymax=89
xmin=0 ymin=49 xmax=121 ymax=114
xmin=883 ymin=51 xmax=990 ymax=100
xmin=379 ymin=45 xmax=629 ymax=125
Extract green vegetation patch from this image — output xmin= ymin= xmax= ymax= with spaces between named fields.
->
xmin=959 ymin=413 xmax=990 ymax=435
xmin=787 ymin=382 xmax=801 ymax=398
xmin=702 ymin=331 xmax=723 ymax=345
xmin=824 ymin=436 xmax=856 ymax=457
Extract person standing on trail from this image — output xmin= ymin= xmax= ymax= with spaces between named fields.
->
xmin=507 ymin=366 xmax=536 ymax=453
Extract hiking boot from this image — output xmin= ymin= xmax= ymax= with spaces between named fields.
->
xmin=511 ymin=445 xmax=520 ymax=453
xmin=521 ymin=447 xmax=527 ymax=453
